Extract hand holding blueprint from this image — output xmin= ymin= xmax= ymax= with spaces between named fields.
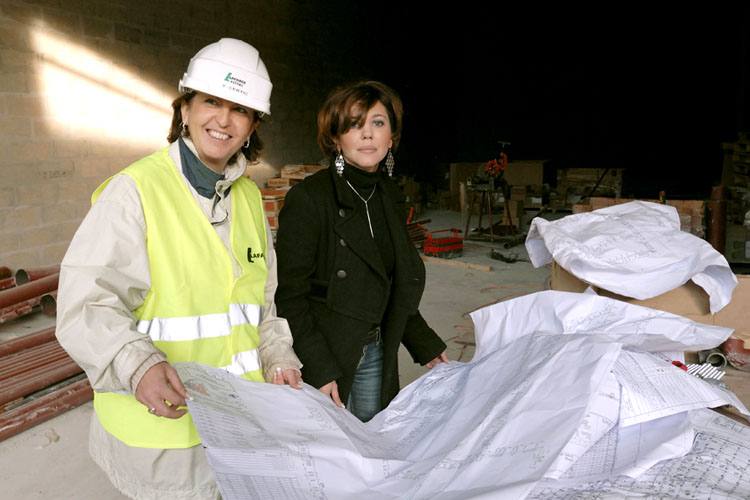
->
xmin=177 ymin=291 xmax=749 ymax=499
xmin=525 ymin=201 xmax=738 ymax=313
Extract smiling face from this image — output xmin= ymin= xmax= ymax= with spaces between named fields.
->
xmin=181 ymin=92 xmax=258 ymax=173
xmin=336 ymin=101 xmax=393 ymax=173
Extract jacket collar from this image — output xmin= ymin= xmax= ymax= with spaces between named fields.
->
xmin=326 ymin=155 xmax=410 ymax=281
xmin=178 ymin=136 xmax=248 ymax=199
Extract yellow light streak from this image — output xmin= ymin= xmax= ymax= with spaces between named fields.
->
xmin=31 ymin=29 xmax=172 ymax=150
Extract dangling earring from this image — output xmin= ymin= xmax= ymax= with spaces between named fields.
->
xmin=335 ymin=149 xmax=345 ymax=177
xmin=386 ymin=148 xmax=395 ymax=177
xmin=181 ymin=122 xmax=188 ymax=135
xmin=243 ymin=137 xmax=251 ymax=149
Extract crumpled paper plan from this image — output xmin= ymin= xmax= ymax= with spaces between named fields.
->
xmin=525 ymin=200 xmax=738 ymax=313
xmin=527 ymin=409 xmax=750 ymax=499
xmin=177 ymin=291 xmax=749 ymax=499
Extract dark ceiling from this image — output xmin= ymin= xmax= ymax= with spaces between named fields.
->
xmin=347 ymin=5 xmax=750 ymax=198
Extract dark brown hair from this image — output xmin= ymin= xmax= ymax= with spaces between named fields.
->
xmin=317 ymin=81 xmax=403 ymax=156
xmin=167 ymin=90 xmax=266 ymax=163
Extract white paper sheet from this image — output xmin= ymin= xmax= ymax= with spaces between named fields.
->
xmin=469 ymin=290 xmax=734 ymax=358
xmin=178 ymin=332 xmax=623 ymax=500
xmin=528 ymin=409 xmax=750 ymax=499
xmin=614 ymin=349 xmax=747 ymax=427
xmin=525 ymin=201 xmax=738 ymax=313
xmin=178 ymin=291 xmax=748 ymax=499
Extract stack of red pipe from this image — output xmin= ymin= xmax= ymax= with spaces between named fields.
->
xmin=0 ymin=265 xmax=93 ymax=441
xmin=0 ymin=266 xmax=12 ymax=290
xmin=0 ymin=326 xmax=92 ymax=441
xmin=0 ymin=267 xmax=60 ymax=322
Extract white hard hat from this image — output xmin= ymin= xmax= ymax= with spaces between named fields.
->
xmin=179 ymin=38 xmax=272 ymax=115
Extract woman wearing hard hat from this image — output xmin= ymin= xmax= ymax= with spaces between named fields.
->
xmin=274 ymin=81 xmax=449 ymax=422
xmin=56 ymin=38 xmax=301 ymax=499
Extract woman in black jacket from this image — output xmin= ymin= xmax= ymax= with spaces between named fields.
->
xmin=275 ymin=81 xmax=448 ymax=422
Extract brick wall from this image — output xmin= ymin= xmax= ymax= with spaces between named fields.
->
xmin=0 ymin=0 xmax=377 ymax=269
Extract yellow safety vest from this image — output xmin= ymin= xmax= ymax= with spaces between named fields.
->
xmin=92 ymin=147 xmax=268 ymax=448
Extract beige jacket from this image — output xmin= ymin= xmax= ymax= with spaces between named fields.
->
xmin=56 ymin=139 xmax=301 ymax=500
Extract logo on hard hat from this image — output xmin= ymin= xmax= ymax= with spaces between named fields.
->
xmin=224 ymin=72 xmax=246 ymax=87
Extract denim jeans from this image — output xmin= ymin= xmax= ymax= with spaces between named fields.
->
xmin=347 ymin=339 xmax=384 ymax=422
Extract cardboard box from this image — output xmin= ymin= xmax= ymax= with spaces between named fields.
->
xmin=510 ymin=186 xmax=527 ymax=201
xmin=503 ymin=199 xmax=524 ymax=226
xmin=550 ymin=261 xmax=750 ymax=340
xmin=503 ymin=160 xmax=546 ymax=187
xmin=450 ymin=161 xmax=546 ymax=194
xmin=573 ymin=198 xmax=706 ymax=238
xmin=450 ymin=161 xmax=547 ymax=211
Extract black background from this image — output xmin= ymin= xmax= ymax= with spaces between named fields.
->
xmin=348 ymin=5 xmax=750 ymax=199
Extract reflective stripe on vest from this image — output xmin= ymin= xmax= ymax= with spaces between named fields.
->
xmin=136 ymin=303 xmax=264 ymax=341
xmin=225 ymin=349 xmax=261 ymax=376
xmin=92 ymin=146 xmax=268 ymax=449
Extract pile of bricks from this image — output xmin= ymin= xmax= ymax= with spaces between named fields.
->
xmin=263 ymin=165 xmax=327 ymax=241
xmin=266 ymin=164 xmax=327 ymax=188
xmin=261 ymin=188 xmax=290 ymax=239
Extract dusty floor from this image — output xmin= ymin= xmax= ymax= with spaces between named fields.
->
xmin=0 ymin=209 xmax=748 ymax=499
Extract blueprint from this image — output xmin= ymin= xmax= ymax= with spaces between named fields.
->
xmin=527 ymin=409 xmax=750 ymax=499
xmin=525 ymin=201 xmax=738 ymax=312
xmin=177 ymin=291 xmax=749 ymax=500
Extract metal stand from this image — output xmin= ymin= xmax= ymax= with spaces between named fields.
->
xmin=464 ymin=187 xmax=495 ymax=242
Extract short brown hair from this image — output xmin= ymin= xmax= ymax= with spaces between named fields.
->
xmin=167 ymin=90 xmax=266 ymax=163
xmin=317 ymin=81 xmax=403 ymax=156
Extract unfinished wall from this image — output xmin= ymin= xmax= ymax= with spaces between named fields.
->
xmin=0 ymin=0 xmax=377 ymax=269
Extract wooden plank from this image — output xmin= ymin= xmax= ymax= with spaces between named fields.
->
xmin=421 ymin=255 xmax=493 ymax=272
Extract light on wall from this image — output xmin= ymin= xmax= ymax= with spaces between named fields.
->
xmin=30 ymin=28 xmax=172 ymax=150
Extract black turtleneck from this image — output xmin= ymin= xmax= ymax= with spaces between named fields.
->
xmin=343 ymin=163 xmax=395 ymax=277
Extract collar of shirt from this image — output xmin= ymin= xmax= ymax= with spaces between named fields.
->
xmin=178 ymin=137 xmax=248 ymax=199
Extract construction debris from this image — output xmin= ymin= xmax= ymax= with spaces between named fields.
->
xmin=490 ymin=249 xmax=528 ymax=263
xmin=407 ymin=219 xmax=430 ymax=248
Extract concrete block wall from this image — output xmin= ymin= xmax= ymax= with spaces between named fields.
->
xmin=0 ymin=0 xmax=378 ymax=270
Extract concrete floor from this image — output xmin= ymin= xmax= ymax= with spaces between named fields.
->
xmin=0 ymin=209 xmax=747 ymax=499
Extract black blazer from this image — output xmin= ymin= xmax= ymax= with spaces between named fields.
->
xmin=275 ymin=165 xmax=446 ymax=408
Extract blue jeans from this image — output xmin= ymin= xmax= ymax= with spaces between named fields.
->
xmin=347 ymin=339 xmax=383 ymax=422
